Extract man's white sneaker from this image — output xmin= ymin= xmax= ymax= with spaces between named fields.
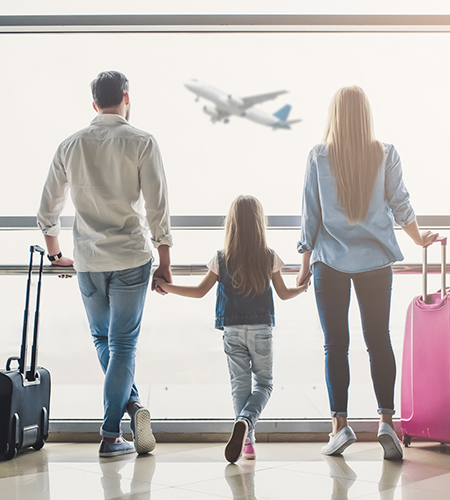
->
xmin=131 ymin=404 xmax=156 ymax=454
xmin=377 ymin=423 xmax=403 ymax=460
xmin=321 ymin=426 xmax=357 ymax=456
xmin=99 ymin=439 xmax=135 ymax=458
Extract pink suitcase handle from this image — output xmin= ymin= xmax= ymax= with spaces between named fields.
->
xmin=422 ymin=237 xmax=447 ymax=303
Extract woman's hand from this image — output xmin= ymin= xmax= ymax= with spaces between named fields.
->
xmin=297 ymin=251 xmax=312 ymax=288
xmin=402 ymin=221 xmax=439 ymax=248
xmin=296 ymin=268 xmax=312 ymax=288
xmin=420 ymin=231 xmax=439 ymax=247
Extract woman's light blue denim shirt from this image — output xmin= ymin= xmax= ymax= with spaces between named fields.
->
xmin=297 ymin=143 xmax=416 ymax=273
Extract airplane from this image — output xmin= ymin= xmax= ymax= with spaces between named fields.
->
xmin=184 ymin=79 xmax=302 ymax=130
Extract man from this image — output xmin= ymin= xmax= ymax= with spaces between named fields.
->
xmin=37 ymin=71 xmax=172 ymax=458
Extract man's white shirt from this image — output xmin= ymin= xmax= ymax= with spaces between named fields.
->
xmin=37 ymin=114 xmax=172 ymax=272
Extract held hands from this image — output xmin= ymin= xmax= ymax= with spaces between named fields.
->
xmin=296 ymin=269 xmax=312 ymax=289
xmin=152 ymin=266 xmax=172 ymax=295
xmin=297 ymin=282 xmax=310 ymax=294
xmin=152 ymin=276 xmax=170 ymax=294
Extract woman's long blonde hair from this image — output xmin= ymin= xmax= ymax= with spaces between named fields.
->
xmin=223 ymin=195 xmax=273 ymax=297
xmin=323 ymin=86 xmax=384 ymax=224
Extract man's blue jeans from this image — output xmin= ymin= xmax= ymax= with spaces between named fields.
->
xmin=223 ymin=325 xmax=274 ymax=444
xmin=314 ymin=262 xmax=396 ymax=418
xmin=77 ymin=260 xmax=152 ymax=438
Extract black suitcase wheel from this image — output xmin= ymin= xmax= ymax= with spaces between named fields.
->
xmin=403 ymin=434 xmax=411 ymax=447
xmin=33 ymin=407 xmax=48 ymax=451
xmin=33 ymin=438 xmax=45 ymax=451
xmin=4 ymin=443 xmax=18 ymax=460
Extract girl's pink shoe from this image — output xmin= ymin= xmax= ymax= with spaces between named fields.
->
xmin=242 ymin=438 xmax=256 ymax=460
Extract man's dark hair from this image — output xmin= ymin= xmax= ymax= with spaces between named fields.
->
xmin=90 ymin=71 xmax=129 ymax=109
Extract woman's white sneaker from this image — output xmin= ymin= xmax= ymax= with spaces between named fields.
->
xmin=321 ymin=426 xmax=357 ymax=456
xmin=377 ymin=423 xmax=403 ymax=460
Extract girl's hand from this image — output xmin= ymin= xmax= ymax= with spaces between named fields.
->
xmin=297 ymin=283 xmax=309 ymax=293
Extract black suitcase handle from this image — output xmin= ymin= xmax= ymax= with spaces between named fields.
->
xmin=19 ymin=245 xmax=45 ymax=381
xmin=32 ymin=245 xmax=45 ymax=254
xmin=5 ymin=356 xmax=20 ymax=371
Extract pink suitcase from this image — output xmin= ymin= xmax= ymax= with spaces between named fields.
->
xmin=401 ymin=236 xmax=450 ymax=447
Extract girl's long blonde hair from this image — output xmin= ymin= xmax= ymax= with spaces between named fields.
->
xmin=223 ymin=195 xmax=273 ymax=297
xmin=323 ymin=86 xmax=384 ymax=224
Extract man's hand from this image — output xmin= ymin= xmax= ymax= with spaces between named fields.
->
xmin=44 ymin=235 xmax=74 ymax=278
xmin=52 ymin=256 xmax=74 ymax=267
xmin=51 ymin=256 xmax=74 ymax=279
xmin=152 ymin=265 xmax=172 ymax=295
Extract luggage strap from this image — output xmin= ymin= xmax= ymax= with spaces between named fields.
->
xmin=422 ymin=237 xmax=447 ymax=303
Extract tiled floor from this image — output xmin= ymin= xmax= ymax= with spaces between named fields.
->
xmin=1 ymin=440 xmax=450 ymax=499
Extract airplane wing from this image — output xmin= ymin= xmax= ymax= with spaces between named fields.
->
xmin=241 ymin=90 xmax=288 ymax=109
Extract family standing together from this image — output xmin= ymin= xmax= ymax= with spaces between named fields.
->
xmin=36 ymin=71 xmax=437 ymax=462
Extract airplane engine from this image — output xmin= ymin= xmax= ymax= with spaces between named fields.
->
xmin=227 ymin=94 xmax=244 ymax=107
xmin=203 ymin=105 xmax=221 ymax=119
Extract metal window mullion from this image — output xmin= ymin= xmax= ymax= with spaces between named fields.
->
xmin=2 ymin=14 xmax=450 ymax=34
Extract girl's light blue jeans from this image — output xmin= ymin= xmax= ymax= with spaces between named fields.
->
xmin=223 ymin=324 xmax=274 ymax=444
xmin=77 ymin=260 xmax=152 ymax=438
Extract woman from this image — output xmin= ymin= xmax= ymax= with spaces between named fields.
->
xmin=296 ymin=86 xmax=437 ymax=459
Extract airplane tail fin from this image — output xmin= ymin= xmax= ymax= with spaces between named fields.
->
xmin=273 ymin=104 xmax=292 ymax=122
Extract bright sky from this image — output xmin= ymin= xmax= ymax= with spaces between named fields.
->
xmin=1 ymin=30 xmax=450 ymax=226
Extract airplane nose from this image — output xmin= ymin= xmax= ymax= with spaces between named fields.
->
xmin=184 ymin=79 xmax=197 ymax=91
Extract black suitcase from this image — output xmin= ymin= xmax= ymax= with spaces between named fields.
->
xmin=0 ymin=245 xmax=51 ymax=460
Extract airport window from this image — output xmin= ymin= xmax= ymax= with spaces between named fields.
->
xmin=1 ymin=16 xmax=450 ymax=424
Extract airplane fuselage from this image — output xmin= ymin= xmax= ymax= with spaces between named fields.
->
xmin=185 ymin=79 xmax=290 ymax=128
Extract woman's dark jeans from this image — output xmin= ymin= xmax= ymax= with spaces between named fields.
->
xmin=314 ymin=262 xmax=396 ymax=417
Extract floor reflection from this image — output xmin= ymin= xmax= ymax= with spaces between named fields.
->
xmin=99 ymin=455 xmax=155 ymax=499
xmin=322 ymin=455 xmax=357 ymax=500
xmin=225 ymin=462 xmax=257 ymax=500
xmin=378 ymin=459 xmax=403 ymax=500
xmin=0 ymin=450 xmax=51 ymax=500
xmin=2 ymin=442 xmax=450 ymax=500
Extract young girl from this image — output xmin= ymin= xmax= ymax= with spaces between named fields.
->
xmin=154 ymin=195 xmax=309 ymax=463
